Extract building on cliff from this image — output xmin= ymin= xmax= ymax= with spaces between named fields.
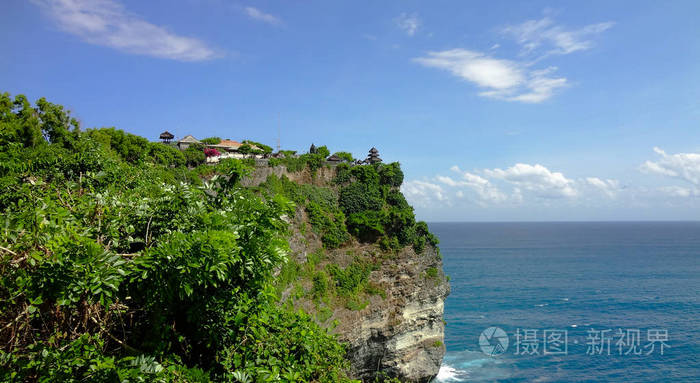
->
xmin=176 ymin=135 xmax=201 ymax=150
xmin=159 ymin=130 xmax=174 ymax=144
xmin=366 ymin=147 xmax=382 ymax=164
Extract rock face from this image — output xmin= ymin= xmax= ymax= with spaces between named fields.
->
xmin=337 ymin=245 xmax=450 ymax=382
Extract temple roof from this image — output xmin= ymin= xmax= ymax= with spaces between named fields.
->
xmin=326 ymin=154 xmax=343 ymax=162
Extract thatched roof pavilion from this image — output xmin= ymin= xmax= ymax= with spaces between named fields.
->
xmin=159 ymin=131 xmax=174 ymax=143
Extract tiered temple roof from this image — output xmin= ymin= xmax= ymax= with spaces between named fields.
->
xmin=366 ymin=147 xmax=382 ymax=164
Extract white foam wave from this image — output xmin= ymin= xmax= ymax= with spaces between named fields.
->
xmin=435 ymin=364 xmax=463 ymax=382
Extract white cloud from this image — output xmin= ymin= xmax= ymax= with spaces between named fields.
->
xmin=401 ymin=180 xmax=446 ymax=207
xmin=485 ymin=163 xmax=577 ymax=198
xmin=395 ymin=13 xmax=421 ymax=36
xmin=439 ymin=166 xmax=507 ymax=203
xmin=503 ymin=17 xmax=614 ymax=56
xmin=585 ymin=177 xmax=621 ymax=198
xmin=641 ymin=147 xmax=700 ymax=185
xmin=414 ymin=49 xmax=567 ymax=103
xmin=33 ymin=0 xmax=219 ymax=61
xmin=244 ymin=6 xmax=281 ymax=26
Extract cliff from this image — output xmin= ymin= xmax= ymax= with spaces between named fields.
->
xmin=246 ymin=163 xmax=450 ymax=382
xmin=1 ymin=93 xmax=448 ymax=381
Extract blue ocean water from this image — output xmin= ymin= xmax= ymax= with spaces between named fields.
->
xmin=429 ymin=222 xmax=700 ymax=382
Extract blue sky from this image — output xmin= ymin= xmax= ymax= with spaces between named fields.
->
xmin=2 ymin=0 xmax=700 ymax=221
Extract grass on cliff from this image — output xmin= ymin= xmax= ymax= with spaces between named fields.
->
xmin=276 ymin=248 xmax=386 ymax=313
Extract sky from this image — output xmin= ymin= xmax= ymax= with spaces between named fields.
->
xmin=2 ymin=0 xmax=700 ymax=221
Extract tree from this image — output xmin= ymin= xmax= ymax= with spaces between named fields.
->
xmin=200 ymin=137 xmax=221 ymax=145
xmin=317 ymin=145 xmax=330 ymax=158
xmin=242 ymin=140 xmax=273 ymax=154
xmin=333 ymin=151 xmax=354 ymax=162
xmin=35 ymin=97 xmax=79 ymax=148
xmin=378 ymin=162 xmax=404 ymax=187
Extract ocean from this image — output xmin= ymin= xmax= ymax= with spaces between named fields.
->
xmin=429 ymin=222 xmax=700 ymax=382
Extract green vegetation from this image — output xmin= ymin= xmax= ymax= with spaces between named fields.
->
xmin=0 ymin=93 xmax=354 ymax=382
xmin=332 ymin=152 xmax=354 ymax=162
xmin=183 ymin=144 xmax=206 ymax=166
xmin=0 ymin=92 xmax=443 ymax=382
xmin=238 ymin=140 xmax=272 ymax=156
xmin=200 ymin=137 xmax=221 ymax=145
xmin=425 ymin=267 xmax=439 ymax=279
xmin=259 ymin=175 xmax=349 ymax=249
xmin=336 ymin=162 xmax=437 ymax=252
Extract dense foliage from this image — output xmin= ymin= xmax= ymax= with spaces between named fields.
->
xmin=259 ymin=158 xmax=436 ymax=254
xmin=200 ymin=137 xmax=221 ymax=145
xmin=0 ymin=93 xmax=353 ymax=382
xmin=335 ymin=163 xmax=437 ymax=252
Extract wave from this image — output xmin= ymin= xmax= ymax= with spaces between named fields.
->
xmin=433 ymin=350 xmax=512 ymax=382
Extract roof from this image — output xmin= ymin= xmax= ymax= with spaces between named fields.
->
xmin=369 ymin=147 xmax=379 ymax=154
xmin=215 ymin=139 xmax=242 ymax=149
xmin=178 ymin=135 xmax=200 ymax=143
xmin=327 ymin=154 xmax=344 ymax=162
xmin=159 ymin=131 xmax=174 ymax=139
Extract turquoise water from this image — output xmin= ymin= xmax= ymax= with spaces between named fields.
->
xmin=430 ymin=222 xmax=700 ymax=382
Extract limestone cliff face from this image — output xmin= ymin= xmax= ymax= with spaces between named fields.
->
xmin=246 ymin=164 xmax=450 ymax=382
xmin=336 ymin=245 xmax=449 ymax=382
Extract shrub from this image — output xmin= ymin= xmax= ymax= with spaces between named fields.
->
xmin=203 ymin=147 xmax=220 ymax=157
xmin=242 ymin=140 xmax=273 ymax=154
xmin=183 ymin=145 xmax=206 ymax=166
xmin=425 ymin=267 xmax=439 ymax=279
xmin=312 ymin=271 xmax=329 ymax=299
xmin=147 ymin=142 xmax=186 ymax=167
xmin=326 ymin=257 xmax=374 ymax=296
xmin=334 ymin=163 xmax=352 ymax=184
xmin=346 ymin=211 xmax=387 ymax=242
xmin=339 ymin=182 xmax=383 ymax=216
xmin=378 ymin=162 xmax=404 ymax=187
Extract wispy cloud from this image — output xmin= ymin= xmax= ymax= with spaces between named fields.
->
xmin=641 ymin=147 xmax=700 ymax=186
xmin=584 ymin=177 xmax=621 ymax=198
xmin=244 ymin=6 xmax=281 ymax=26
xmin=413 ymin=15 xmax=612 ymax=103
xmin=503 ymin=17 xmax=614 ymax=57
xmin=395 ymin=13 xmax=421 ymax=36
xmin=414 ymin=49 xmax=567 ymax=103
xmin=33 ymin=0 xmax=219 ymax=61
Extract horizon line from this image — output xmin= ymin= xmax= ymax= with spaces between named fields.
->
xmin=426 ymin=220 xmax=700 ymax=224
